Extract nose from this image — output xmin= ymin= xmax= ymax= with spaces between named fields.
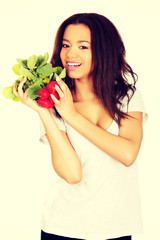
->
xmin=67 ymin=46 xmax=78 ymax=58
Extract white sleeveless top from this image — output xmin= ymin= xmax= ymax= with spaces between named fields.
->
xmin=40 ymin=89 xmax=148 ymax=240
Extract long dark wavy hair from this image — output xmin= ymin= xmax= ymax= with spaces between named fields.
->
xmin=50 ymin=13 xmax=137 ymax=124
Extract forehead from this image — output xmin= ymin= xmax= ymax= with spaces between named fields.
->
xmin=63 ymin=24 xmax=91 ymax=42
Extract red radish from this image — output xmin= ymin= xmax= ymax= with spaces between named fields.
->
xmin=48 ymin=92 xmax=59 ymax=104
xmin=47 ymin=81 xmax=59 ymax=94
xmin=38 ymin=88 xmax=49 ymax=99
xmin=37 ymin=98 xmax=54 ymax=108
xmin=48 ymin=95 xmax=54 ymax=103
xmin=52 ymin=91 xmax=60 ymax=100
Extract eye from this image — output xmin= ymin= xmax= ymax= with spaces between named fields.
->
xmin=62 ymin=43 xmax=70 ymax=48
xmin=80 ymin=46 xmax=88 ymax=49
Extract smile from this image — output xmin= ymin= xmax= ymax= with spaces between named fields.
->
xmin=66 ymin=61 xmax=82 ymax=70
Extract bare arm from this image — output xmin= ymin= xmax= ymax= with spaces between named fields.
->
xmin=13 ymin=78 xmax=82 ymax=184
xmin=66 ymin=111 xmax=143 ymax=166
xmin=38 ymin=109 xmax=82 ymax=183
xmin=52 ymin=78 xmax=143 ymax=167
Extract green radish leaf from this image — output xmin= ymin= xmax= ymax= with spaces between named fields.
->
xmin=2 ymin=86 xmax=21 ymax=101
xmin=13 ymin=95 xmax=20 ymax=102
xmin=27 ymin=79 xmax=44 ymax=99
xmin=20 ymin=68 xmax=36 ymax=79
xmin=43 ymin=77 xmax=50 ymax=84
xmin=44 ymin=52 xmax=49 ymax=62
xmin=35 ymin=55 xmax=43 ymax=67
xmin=2 ymin=86 xmax=15 ymax=99
xmin=15 ymin=79 xmax=29 ymax=91
xmin=16 ymin=80 xmax=21 ymax=90
xmin=27 ymin=55 xmax=37 ymax=70
xmin=37 ymin=63 xmax=53 ymax=77
xmin=38 ymin=52 xmax=49 ymax=68
xmin=49 ymin=73 xmax=53 ymax=80
xmin=23 ymin=80 xmax=31 ymax=91
xmin=54 ymin=73 xmax=58 ymax=79
xmin=3 ymin=52 xmax=66 ymax=104
xmin=52 ymin=66 xmax=63 ymax=75
xmin=28 ymin=85 xmax=42 ymax=99
xmin=16 ymin=58 xmax=28 ymax=68
xmin=58 ymin=68 xmax=66 ymax=79
xmin=12 ymin=64 xmax=21 ymax=75
xmin=18 ymin=76 xmax=24 ymax=80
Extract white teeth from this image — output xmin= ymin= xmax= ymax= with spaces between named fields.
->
xmin=67 ymin=62 xmax=81 ymax=66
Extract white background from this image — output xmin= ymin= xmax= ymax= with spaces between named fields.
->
xmin=0 ymin=0 xmax=160 ymax=239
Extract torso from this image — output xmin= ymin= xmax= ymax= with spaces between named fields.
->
xmin=73 ymin=99 xmax=113 ymax=130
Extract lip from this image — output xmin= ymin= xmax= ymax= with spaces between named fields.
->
xmin=66 ymin=61 xmax=82 ymax=71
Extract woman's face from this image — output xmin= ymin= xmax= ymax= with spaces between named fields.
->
xmin=60 ymin=24 xmax=92 ymax=81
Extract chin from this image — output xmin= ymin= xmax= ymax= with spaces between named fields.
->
xmin=67 ymin=71 xmax=81 ymax=79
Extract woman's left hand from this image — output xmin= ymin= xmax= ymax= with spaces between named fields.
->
xmin=51 ymin=77 xmax=77 ymax=121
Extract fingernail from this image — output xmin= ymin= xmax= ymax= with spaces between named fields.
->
xmin=55 ymin=84 xmax=59 ymax=90
xmin=56 ymin=76 xmax=61 ymax=82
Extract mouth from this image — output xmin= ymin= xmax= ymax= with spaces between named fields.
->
xmin=66 ymin=61 xmax=82 ymax=70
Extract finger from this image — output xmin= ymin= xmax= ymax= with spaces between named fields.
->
xmin=54 ymin=84 xmax=64 ymax=99
xmin=24 ymin=88 xmax=29 ymax=98
xmin=13 ymin=81 xmax=19 ymax=97
xmin=50 ymin=94 xmax=60 ymax=105
xmin=56 ymin=76 xmax=67 ymax=93
xmin=18 ymin=77 xmax=27 ymax=96
xmin=18 ymin=77 xmax=27 ymax=90
xmin=19 ymin=77 xmax=28 ymax=87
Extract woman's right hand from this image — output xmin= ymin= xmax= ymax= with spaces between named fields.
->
xmin=13 ymin=77 xmax=47 ymax=113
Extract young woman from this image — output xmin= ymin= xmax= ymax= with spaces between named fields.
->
xmin=13 ymin=13 xmax=148 ymax=240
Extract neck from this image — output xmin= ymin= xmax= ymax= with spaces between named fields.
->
xmin=72 ymin=77 xmax=97 ymax=102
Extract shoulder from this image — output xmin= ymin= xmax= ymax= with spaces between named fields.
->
xmin=120 ymin=88 xmax=142 ymax=108
xmin=120 ymin=88 xmax=148 ymax=124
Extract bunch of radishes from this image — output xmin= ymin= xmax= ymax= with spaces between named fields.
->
xmin=37 ymin=81 xmax=60 ymax=108
xmin=2 ymin=52 xmax=66 ymax=109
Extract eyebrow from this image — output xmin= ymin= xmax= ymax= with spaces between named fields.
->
xmin=62 ymin=39 xmax=91 ymax=44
